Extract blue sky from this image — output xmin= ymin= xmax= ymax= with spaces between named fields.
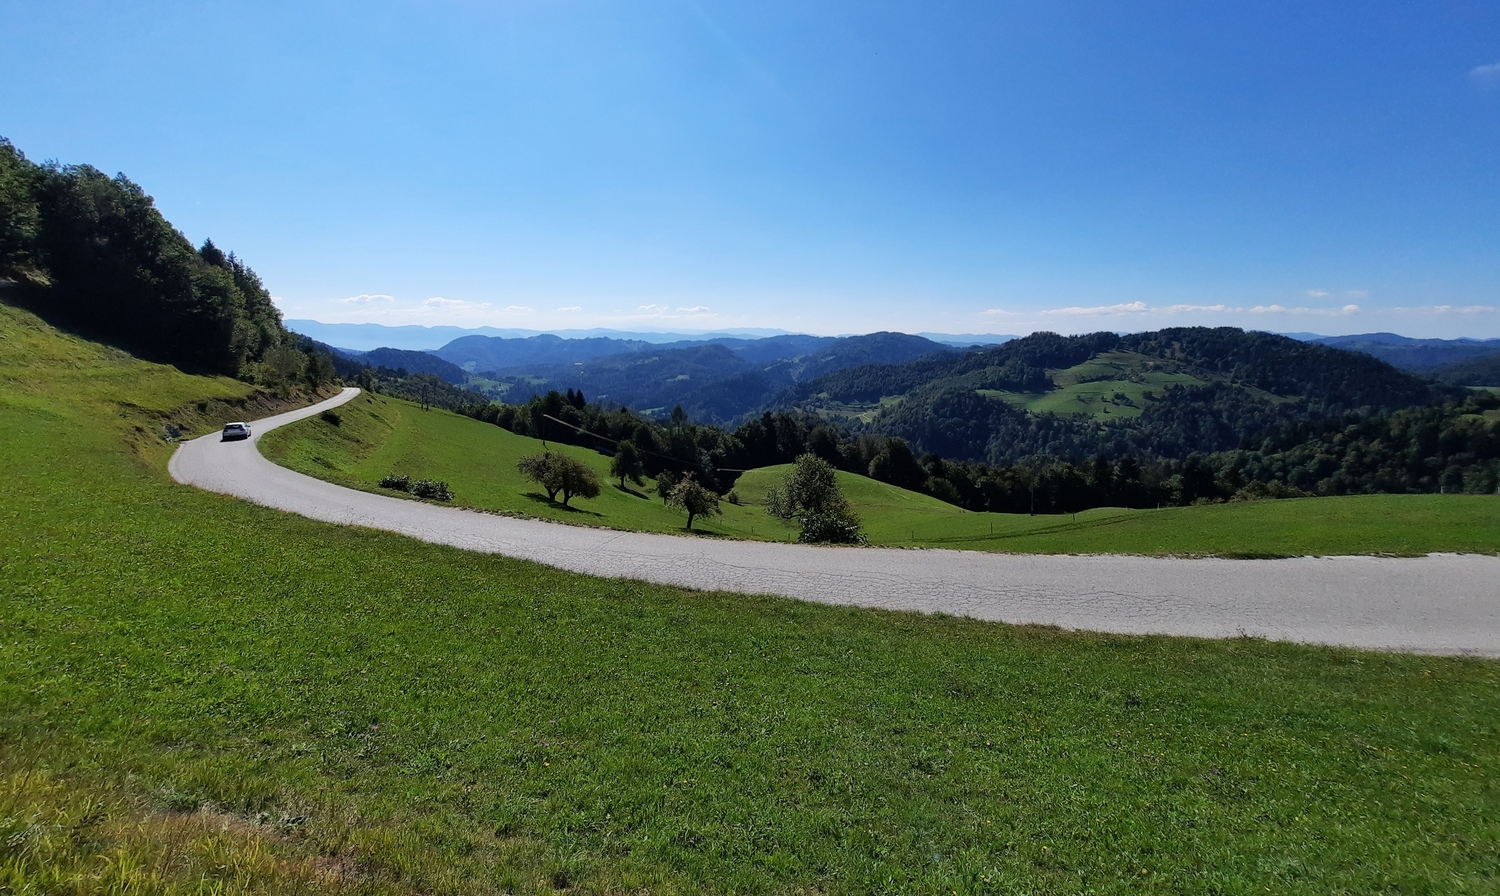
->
xmin=4 ymin=1 xmax=1498 ymax=337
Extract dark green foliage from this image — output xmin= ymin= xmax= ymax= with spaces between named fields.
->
xmin=787 ymin=328 xmax=1450 ymax=467
xmin=797 ymin=512 xmax=867 ymax=544
xmin=378 ymin=474 xmax=411 ymax=491
xmin=1432 ymin=351 xmax=1500 ymax=387
xmin=867 ymin=438 xmax=927 ymax=491
xmin=610 ymin=439 xmax=645 ymax=487
xmin=517 ymin=452 xmax=600 ymax=507
xmin=0 ymin=136 xmax=327 ymax=382
xmin=665 ymin=474 xmax=721 ymax=529
xmin=356 ymin=348 xmax=469 ymax=384
xmin=409 ymin=479 xmax=453 ymax=501
xmin=370 ymin=371 xmax=486 ymax=410
xmin=765 ymin=454 xmax=864 ymax=543
xmin=655 ymin=469 xmax=680 ymax=503
xmin=319 ymin=409 xmax=342 ymax=426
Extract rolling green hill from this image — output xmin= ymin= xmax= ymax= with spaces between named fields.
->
xmin=261 ymin=392 xmax=781 ymax=539
xmin=780 ymin=328 xmax=1450 ymax=466
xmin=5 ymin=299 xmax=1500 ymax=893
xmin=265 ymin=396 xmax=1500 ymax=557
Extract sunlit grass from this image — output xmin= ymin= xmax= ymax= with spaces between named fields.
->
xmin=267 ymin=396 xmax=1500 ymax=557
xmin=5 ymin=300 xmax=1500 ymax=893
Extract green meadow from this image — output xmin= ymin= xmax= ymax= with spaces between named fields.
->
xmin=264 ymin=392 xmax=1500 ymax=556
xmin=5 ymin=301 xmax=1500 ymax=894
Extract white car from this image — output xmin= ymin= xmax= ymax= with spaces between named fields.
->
xmin=221 ymin=422 xmax=251 ymax=441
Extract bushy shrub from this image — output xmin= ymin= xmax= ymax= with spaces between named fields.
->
xmin=319 ymin=409 xmax=341 ymax=426
xmin=765 ymin=453 xmax=865 ymax=544
xmin=798 ymin=512 xmax=867 ymax=545
xmin=378 ymin=474 xmax=411 ymax=491
xmin=410 ymin=479 xmax=453 ymax=501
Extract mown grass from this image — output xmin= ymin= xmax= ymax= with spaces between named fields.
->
xmin=267 ymin=394 xmax=1500 ymax=556
xmin=5 ymin=300 xmax=1500 ymax=893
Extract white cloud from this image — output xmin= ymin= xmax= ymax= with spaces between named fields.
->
xmin=676 ymin=305 xmax=711 ymax=313
xmin=556 ymin=306 xmax=583 ymax=313
xmin=423 ymin=297 xmax=467 ymax=308
xmin=978 ymin=308 xmax=1023 ymax=317
xmin=1248 ymin=303 xmax=1360 ymax=316
xmin=1391 ymin=304 xmax=1499 ymax=316
xmin=501 ymin=305 xmax=534 ymax=313
xmin=637 ymin=304 xmax=670 ymax=314
xmin=1305 ymin=290 xmax=1329 ymax=298
xmin=340 ymin=293 xmax=395 ymax=305
xmin=1164 ymin=303 xmax=1239 ymax=313
xmin=1040 ymin=301 xmax=1150 ymax=317
xmin=1472 ymin=61 xmax=1500 ymax=87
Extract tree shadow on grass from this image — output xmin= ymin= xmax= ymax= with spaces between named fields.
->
xmin=613 ymin=483 xmax=651 ymax=500
xmin=678 ymin=525 xmax=733 ymax=538
xmin=521 ymin=491 xmax=603 ymax=517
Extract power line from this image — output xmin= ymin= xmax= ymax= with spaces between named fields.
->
xmin=540 ymin=414 xmax=752 ymax=474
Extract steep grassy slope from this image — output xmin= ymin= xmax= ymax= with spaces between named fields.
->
xmin=266 ymin=398 xmax=1500 ymax=556
xmin=5 ymin=301 xmax=1500 ymax=894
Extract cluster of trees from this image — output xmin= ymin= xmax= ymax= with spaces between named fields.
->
xmin=465 ymin=382 xmax=1500 ymax=518
xmin=1 ymin=138 xmax=333 ymax=388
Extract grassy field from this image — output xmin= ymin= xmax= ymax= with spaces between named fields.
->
xmin=6 ymin=301 xmax=1500 ymax=893
xmin=260 ymin=393 xmax=783 ymax=539
xmin=970 ymin=351 xmax=1294 ymax=421
xmin=265 ymin=395 xmax=1500 ymax=556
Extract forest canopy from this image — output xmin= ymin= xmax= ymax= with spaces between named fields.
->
xmin=0 ymin=136 xmax=325 ymax=384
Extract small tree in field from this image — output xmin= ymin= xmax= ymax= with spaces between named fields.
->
xmin=611 ymin=439 xmax=646 ymax=488
xmin=765 ymin=453 xmax=864 ymax=544
xmin=517 ymin=452 xmax=601 ymax=507
xmin=655 ymin=469 xmax=680 ymax=503
xmin=665 ymin=474 xmax=721 ymax=530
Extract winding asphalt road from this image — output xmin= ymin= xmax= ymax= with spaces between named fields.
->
xmin=170 ymin=388 xmax=1500 ymax=656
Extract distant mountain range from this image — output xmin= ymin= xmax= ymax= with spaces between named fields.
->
xmin=310 ymin=320 xmax=1500 ymax=439
xmin=285 ymin=320 xmax=804 ymax=352
xmin=1287 ymin=332 xmax=1500 ymax=373
xmin=450 ymin=332 xmax=959 ymax=423
xmin=284 ymin=319 xmax=1015 ymax=353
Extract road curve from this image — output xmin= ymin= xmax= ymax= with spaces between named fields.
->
xmin=171 ymin=388 xmax=1500 ymax=656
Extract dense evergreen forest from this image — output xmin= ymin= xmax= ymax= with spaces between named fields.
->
xmin=0 ymin=137 xmax=333 ymax=387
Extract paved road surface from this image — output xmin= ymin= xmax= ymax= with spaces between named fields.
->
xmin=170 ymin=388 xmax=1500 ymax=656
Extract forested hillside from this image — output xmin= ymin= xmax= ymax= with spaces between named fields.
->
xmin=1432 ymin=352 xmax=1500 ymax=387
xmin=466 ymin=331 xmax=953 ymax=423
xmin=0 ymin=137 xmax=332 ymax=387
xmin=782 ymin=328 xmax=1451 ymax=466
